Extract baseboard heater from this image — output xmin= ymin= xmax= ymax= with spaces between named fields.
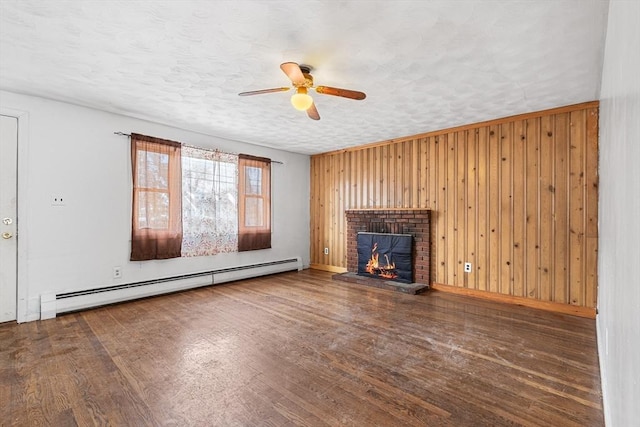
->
xmin=43 ymin=257 xmax=302 ymax=319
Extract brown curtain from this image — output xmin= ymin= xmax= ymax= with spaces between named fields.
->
xmin=130 ymin=133 xmax=182 ymax=260
xmin=238 ymin=154 xmax=271 ymax=251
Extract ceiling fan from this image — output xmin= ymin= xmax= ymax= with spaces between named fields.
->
xmin=238 ymin=62 xmax=366 ymax=120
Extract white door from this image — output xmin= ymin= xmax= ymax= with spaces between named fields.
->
xmin=0 ymin=115 xmax=18 ymax=322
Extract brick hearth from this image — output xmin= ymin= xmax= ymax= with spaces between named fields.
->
xmin=345 ymin=209 xmax=431 ymax=285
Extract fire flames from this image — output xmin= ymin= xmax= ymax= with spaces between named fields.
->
xmin=365 ymin=242 xmax=398 ymax=279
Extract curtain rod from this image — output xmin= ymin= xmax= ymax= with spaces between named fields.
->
xmin=114 ymin=131 xmax=283 ymax=164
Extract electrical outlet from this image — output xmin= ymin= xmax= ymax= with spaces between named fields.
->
xmin=113 ymin=266 xmax=122 ymax=279
xmin=464 ymin=262 xmax=472 ymax=273
xmin=324 ymin=247 xmax=329 ymax=255
xmin=51 ymin=195 xmax=66 ymax=207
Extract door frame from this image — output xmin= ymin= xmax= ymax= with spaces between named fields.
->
xmin=1 ymin=107 xmax=29 ymax=322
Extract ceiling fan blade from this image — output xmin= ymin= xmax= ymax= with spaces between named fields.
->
xmin=315 ymin=86 xmax=366 ymax=100
xmin=307 ymin=103 xmax=320 ymax=121
xmin=238 ymin=87 xmax=290 ymax=96
xmin=280 ymin=62 xmax=306 ymax=85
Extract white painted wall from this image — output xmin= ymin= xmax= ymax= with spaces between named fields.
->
xmin=0 ymin=90 xmax=310 ymax=322
xmin=597 ymin=1 xmax=640 ymax=425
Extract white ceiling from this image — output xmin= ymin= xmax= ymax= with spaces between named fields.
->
xmin=0 ymin=0 xmax=609 ymax=155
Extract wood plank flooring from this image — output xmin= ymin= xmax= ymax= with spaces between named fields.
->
xmin=1 ymin=270 xmax=604 ymax=426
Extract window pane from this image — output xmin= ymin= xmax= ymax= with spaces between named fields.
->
xmin=137 ymin=150 xmax=169 ymax=189
xmin=244 ymin=166 xmax=262 ymax=195
xmin=244 ymin=197 xmax=263 ymax=227
xmin=181 ymin=148 xmax=239 ymax=257
xmin=138 ymin=191 xmax=169 ymax=229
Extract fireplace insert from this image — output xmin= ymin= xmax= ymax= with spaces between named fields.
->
xmin=356 ymin=232 xmax=413 ymax=284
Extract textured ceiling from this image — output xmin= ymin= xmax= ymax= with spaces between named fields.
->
xmin=0 ymin=0 xmax=609 ymax=155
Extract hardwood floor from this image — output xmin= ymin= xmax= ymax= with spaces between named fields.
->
xmin=1 ymin=270 xmax=603 ymax=426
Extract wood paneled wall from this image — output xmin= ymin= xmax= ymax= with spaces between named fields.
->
xmin=310 ymin=102 xmax=599 ymax=309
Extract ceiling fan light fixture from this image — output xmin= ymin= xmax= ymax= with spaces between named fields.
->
xmin=239 ymin=62 xmax=365 ymax=120
xmin=291 ymin=87 xmax=313 ymax=111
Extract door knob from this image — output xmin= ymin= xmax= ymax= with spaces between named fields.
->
xmin=2 ymin=218 xmax=12 ymax=225
xmin=2 ymin=232 xmax=12 ymax=239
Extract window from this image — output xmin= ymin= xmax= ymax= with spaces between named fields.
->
xmin=238 ymin=154 xmax=271 ymax=251
xmin=130 ymin=134 xmax=182 ymax=261
xmin=181 ymin=146 xmax=238 ymax=257
xmin=130 ymin=134 xmax=271 ymax=259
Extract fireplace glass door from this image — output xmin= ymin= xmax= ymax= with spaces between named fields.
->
xmin=356 ymin=232 xmax=413 ymax=283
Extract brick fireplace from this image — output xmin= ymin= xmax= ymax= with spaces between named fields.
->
xmin=345 ymin=209 xmax=431 ymax=286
